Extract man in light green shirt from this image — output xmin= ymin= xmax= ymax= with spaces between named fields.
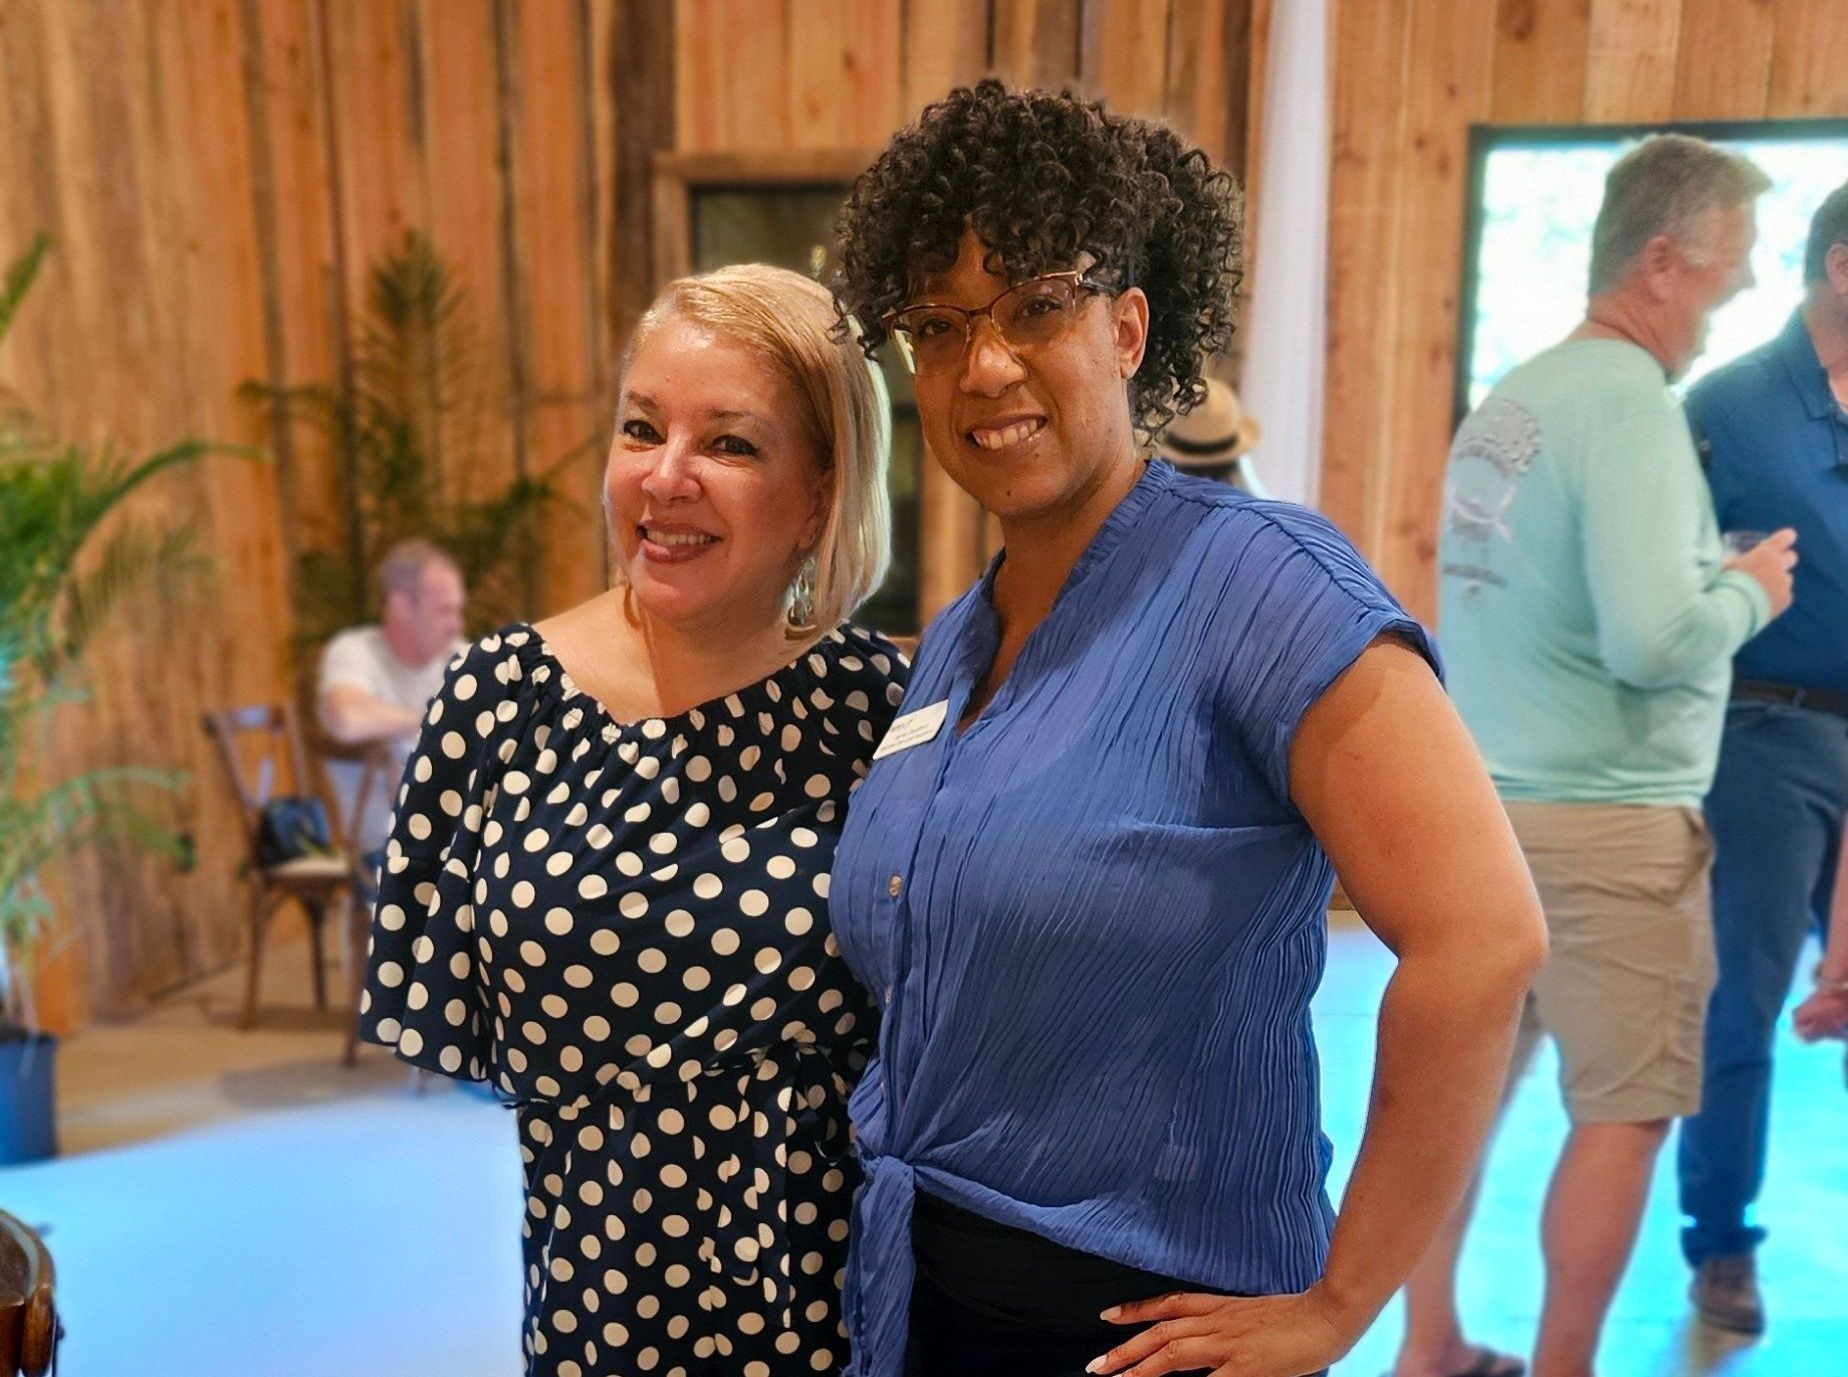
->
xmin=1441 ymin=338 xmax=1770 ymax=806
xmin=1394 ymin=136 xmax=1796 ymax=1377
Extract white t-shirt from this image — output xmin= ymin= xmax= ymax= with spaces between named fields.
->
xmin=318 ymin=626 xmax=461 ymax=853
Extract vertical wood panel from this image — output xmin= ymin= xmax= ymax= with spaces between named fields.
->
xmin=612 ymin=0 xmax=676 ymax=349
xmin=586 ymin=0 xmax=619 ymax=394
xmin=789 ymin=0 xmax=849 ymax=146
xmin=155 ymin=0 xmax=296 ymax=989
xmin=1238 ymin=0 xmax=1267 ymax=189
xmin=1379 ymin=0 xmax=1497 ymax=619
xmin=673 ymin=0 xmax=724 ymax=151
xmin=842 ymin=0 xmax=905 ymax=145
xmin=506 ymin=0 xmax=605 ymax=614
xmin=993 ymin=0 xmax=1083 ymax=89
xmin=1672 ymin=0 xmax=1774 ymax=119
xmin=1221 ymin=0 xmax=1259 ymax=384
xmin=7 ymin=0 xmax=141 ymax=1023
xmin=1081 ymin=0 xmax=1170 ymax=115
xmin=1164 ymin=0 xmax=1229 ymax=165
xmin=724 ymin=0 xmax=792 ymax=149
xmin=1322 ymin=0 xmax=1412 ymax=557
xmin=1583 ymin=0 xmax=1682 ymax=122
xmin=901 ymin=0 xmax=987 ymax=117
xmin=419 ymin=0 xmax=521 ymax=522
xmin=245 ymin=0 xmax=345 ymax=580
xmin=1490 ymin=0 xmax=1591 ymax=124
xmin=0 ymin=0 xmax=66 ymax=421
xmin=322 ymin=1 xmax=427 ymax=336
xmin=1766 ymin=0 xmax=1848 ymax=117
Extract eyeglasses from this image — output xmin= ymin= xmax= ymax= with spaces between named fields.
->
xmin=883 ymin=270 xmax=1111 ymax=376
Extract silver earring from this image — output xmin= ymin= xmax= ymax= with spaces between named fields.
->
xmin=787 ymin=554 xmax=817 ymax=630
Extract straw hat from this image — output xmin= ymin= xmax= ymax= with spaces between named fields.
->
xmin=1156 ymin=378 xmax=1262 ymax=468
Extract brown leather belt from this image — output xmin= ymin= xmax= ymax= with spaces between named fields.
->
xmin=1732 ymin=677 xmax=1848 ymax=720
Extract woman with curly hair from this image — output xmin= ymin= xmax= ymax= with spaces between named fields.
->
xmin=825 ymin=82 xmax=1548 ymax=1377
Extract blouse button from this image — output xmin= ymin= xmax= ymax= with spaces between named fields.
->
xmin=883 ymin=984 xmax=894 ymax=1006
xmin=887 ymin=874 xmax=903 ymax=898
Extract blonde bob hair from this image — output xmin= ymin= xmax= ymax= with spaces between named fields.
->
xmin=618 ymin=263 xmax=892 ymax=635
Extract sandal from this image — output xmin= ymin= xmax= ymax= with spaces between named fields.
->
xmin=1382 ymin=1348 xmax=1526 ymax=1377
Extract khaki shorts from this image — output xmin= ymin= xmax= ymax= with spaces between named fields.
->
xmin=1504 ymin=801 xmax=1717 ymax=1124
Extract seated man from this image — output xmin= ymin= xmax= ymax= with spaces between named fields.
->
xmin=318 ymin=539 xmax=466 ymax=862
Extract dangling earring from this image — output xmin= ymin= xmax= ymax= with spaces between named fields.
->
xmin=786 ymin=554 xmax=818 ymax=633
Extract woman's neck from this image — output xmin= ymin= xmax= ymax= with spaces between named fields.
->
xmin=992 ymin=455 xmax=1144 ymax=623
xmin=557 ymin=588 xmax=809 ymax=721
xmin=642 ymin=604 xmax=810 ymax=712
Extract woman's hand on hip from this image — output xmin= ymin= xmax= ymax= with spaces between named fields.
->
xmin=1085 ymin=1284 xmax=1359 ymax=1377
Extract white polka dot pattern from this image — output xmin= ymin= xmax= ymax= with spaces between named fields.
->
xmin=361 ymin=623 xmax=908 ymax=1375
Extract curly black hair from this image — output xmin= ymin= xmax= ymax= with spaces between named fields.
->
xmin=832 ymin=79 xmax=1243 ymax=439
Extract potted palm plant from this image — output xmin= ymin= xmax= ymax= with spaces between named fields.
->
xmin=0 ymin=235 xmax=217 ymax=1162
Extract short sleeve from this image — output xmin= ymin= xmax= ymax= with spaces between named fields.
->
xmin=317 ymin=628 xmax=378 ymax=700
xmin=358 ymin=637 xmax=514 ymax=1081
xmin=1209 ymin=504 xmax=1440 ymax=803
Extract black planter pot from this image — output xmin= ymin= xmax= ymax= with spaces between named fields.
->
xmin=0 ymin=1029 xmax=59 ymax=1164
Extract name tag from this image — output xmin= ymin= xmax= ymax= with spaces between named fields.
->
xmin=873 ymin=699 xmax=949 ymax=760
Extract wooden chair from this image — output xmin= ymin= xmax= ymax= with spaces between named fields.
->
xmin=319 ymin=737 xmax=394 ymax=1066
xmin=0 ymin=1212 xmax=58 ymax=1377
xmin=201 ymin=704 xmax=351 ymax=1029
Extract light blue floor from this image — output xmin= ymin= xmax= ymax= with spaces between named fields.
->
xmin=1319 ymin=929 xmax=1848 ymax=1377
xmin=2 ymin=926 xmax=1842 ymax=1375
xmin=2 ymin=1087 xmax=524 ymax=1376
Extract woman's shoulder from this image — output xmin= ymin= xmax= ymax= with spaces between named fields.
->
xmin=438 ymin=623 xmax=550 ymax=698
xmin=1163 ymin=480 xmax=1393 ymax=609
xmin=813 ymin=623 xmax=912 ymax=709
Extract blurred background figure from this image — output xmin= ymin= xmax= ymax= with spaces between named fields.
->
xmin=1154 ymin=376 xmax=1269 ymax=495
xmin=316 ymin=538 xmax=467 ymax=859
xmin=1676 ymin=181 xmax=1848 ymax=1336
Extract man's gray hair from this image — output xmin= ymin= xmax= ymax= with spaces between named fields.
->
xmin=377 ymin=538 xmax=459 ymax=604
xmin=1588 ymin=133 xmax=1771 ymax=295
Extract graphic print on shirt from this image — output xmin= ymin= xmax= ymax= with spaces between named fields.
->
xmin=1442 ymin=395 xmax=1542 ymax=597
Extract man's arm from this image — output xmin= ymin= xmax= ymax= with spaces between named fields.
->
xmin=1580 ymin=406 xmax=1773 ymax=689
xmin=317 ymin=633 xmax=424 ymax=746
xmin=318 ymin=683 xmax=424 ymax=746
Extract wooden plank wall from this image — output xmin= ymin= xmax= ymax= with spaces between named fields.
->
xmin=0 ymin=0 xmax=1264 ymax=1026
xmin=1326 ymin=0 xmax=1848 ymax=623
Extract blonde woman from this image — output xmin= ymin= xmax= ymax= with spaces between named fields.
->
xmin=361 ymin=264 xmax=907 ymax=1376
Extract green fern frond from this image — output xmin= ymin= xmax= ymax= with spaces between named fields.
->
xmin=50 ymin=523 xmax=205 ymax=678
xmin=0 ymin=233 xmax=50 ymax=347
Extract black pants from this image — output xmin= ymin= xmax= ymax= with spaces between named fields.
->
xmin=905 ymin=1190 xmax=1205 ymax=1377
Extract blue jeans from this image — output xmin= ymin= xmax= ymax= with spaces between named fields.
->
xmin=1677 ymin=700 xmax=1848 ymax=1265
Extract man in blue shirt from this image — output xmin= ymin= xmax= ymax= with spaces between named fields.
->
xmin=1678 ymin=183 xmax=1848 ymax=1335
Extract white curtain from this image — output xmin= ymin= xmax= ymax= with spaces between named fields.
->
xmin=1237 ymin=0 xmax=1329 ymax=507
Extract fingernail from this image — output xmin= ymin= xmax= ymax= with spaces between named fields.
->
xmin=1099 ymin=1305 xmax=1120 ymax=1320
xmin=1085 ymin=1361 xmax=1106 ymax=1375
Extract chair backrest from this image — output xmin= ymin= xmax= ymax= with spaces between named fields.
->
xmin=317 ymin=737 xmax=395 ymax=860
xmin=201 ymin=703 xmax=316 ymax=867
xmin=0 ymin=1211 xmax=58 ymax=1377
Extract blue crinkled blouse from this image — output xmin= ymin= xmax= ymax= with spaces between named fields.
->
xmin=829 ymin=460 xmax=1439 ymax=1377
